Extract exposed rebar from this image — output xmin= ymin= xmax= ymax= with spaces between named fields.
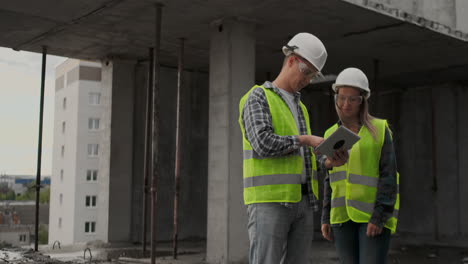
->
xmin=52 ymin=240 xmax=61 ymax=250
xmin=142 ymin=47 xmax=154 ymax=254
xmin=83 ymin=248 xmax=92 ymax=263
xmin=173 ymin=37 xmax=185 ymax=259
xmin=430 ymin=88 xmax=439 ymax=241
xmin=151 ymin=3 xmax=163 ymax=264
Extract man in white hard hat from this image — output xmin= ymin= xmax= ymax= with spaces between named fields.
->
xmin=238 ymin=33 xmax=348 ymax=263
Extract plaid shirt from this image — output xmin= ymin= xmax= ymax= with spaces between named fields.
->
xmin=321 ymin=124 xmax=398 ymax=228
xmin=241 ymin=81 xmax=319 ymax=210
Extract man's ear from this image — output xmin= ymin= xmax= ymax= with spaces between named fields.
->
xmin=287 ymin=56 xmax=295 ymax=67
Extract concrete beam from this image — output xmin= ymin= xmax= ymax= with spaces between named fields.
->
xmin=340 ymin=0 xmax=468 ymax=42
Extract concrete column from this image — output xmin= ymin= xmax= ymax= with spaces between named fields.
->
xmin=130 ymin=63 xmax=148 ymax=243
xmin=457 ymin=85 xmax=468 ymax=237
xmin=99 ymin=60 xmax=136 ymax=243
xmin=99 ymin=61 xmax=112 ymax=243
xmin=433 ymin=85 xmax=458 ymax=237
xmin=127 ymin=65 xmax=209 ymax=244
xmin=398 ymin=87 xmax=434 ymax=235
xmin=206 ymin=18 xmax=255 ymax=264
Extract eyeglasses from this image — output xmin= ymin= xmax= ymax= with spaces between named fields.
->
xmin=334 ymin=94 xmax=363 ymax=106
xmin=295 ymin=56 xmax=320 ymax=81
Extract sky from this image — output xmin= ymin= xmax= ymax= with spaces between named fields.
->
xmin=0 ymin=47 xmax=67 ymax=176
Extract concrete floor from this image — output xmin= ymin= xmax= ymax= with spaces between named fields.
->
xmin=3 ymin=238 xmax=467 ymax=263
xmin=113 ymin=240 xmax=468 ymax=264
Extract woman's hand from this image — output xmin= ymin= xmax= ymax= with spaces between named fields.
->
xmin=324 ymin=149 xmax=349 ymax=168
xmin=321 ymin=224 xmax=333 ymax=241
xmin=366 ymin=223 xmax=383 ymax=237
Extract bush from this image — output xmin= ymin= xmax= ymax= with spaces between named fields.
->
xmin=38 ymin=224 xmax=48 ymax=245
xmin=0 ymin=241 xmax=12 ymax=248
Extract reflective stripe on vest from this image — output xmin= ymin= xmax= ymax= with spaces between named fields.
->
xmin=244 ymin=173 xmax=302 ymax=188
xmin=239 ymin=85 xmax=318 ymax=204
xmin=332 ymin=171 xmax=400 ymax=190
xmin=331 ymin=197 xmax=399 ymax=219
xmin=243 ymin=149 xmax=302 ymax=160
xmin=329 ymin=171 xmax=346 ymax=183
xmin=325 ymin=118 xmax=400 ymax=233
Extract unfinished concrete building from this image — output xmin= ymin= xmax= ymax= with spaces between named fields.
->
xmin=1 ymin=0 xmax=468 ymax=262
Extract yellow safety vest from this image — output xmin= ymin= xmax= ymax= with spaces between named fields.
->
xmin=239 ymin=85 xmax=318 ymax=204
xmin=325 ymin=119 xmax=400 ymax=233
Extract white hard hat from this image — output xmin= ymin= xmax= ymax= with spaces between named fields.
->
xmin=332 ymin=67 xmax=371 ymax=99
xmin=282 ymin=33 xmax=328 ymax=73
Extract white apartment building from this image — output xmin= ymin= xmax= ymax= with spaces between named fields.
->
xmin=49 ymin=59 xmax=103 ymax=244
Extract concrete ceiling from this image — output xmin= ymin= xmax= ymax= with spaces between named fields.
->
xmin=1 ymin=0 xmax=467 ymax=86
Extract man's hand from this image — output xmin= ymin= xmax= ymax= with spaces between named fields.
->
xmin=324 ymin=149 xmax=349 ymax=168
xmin=321 ymin=224 xmax=333 ymax=241
xmin=366 ymin=223 xmax=383 ymax=237
xmin=298 ymin=135 xmax=324 ymax=148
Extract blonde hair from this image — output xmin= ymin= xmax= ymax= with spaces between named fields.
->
xmin=360 ymin=96 xmax=377 ymax=140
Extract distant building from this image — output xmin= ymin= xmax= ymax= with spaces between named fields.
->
xmin=0 ymin=201 xmax=49 ymax=226
xmin=49 ymin=59 xmax=102 ymax=245
xmin=0 ymin=174 xmax=50 ymax=197
xmin=0 ymin=201 xmax=48 ymax=246
xmin=0 ymin=174 xmax=15 ymax=187
xmin=14 ymin=176 xmax=51 ymax=186
xmin=0 ymin=226 xmax=30 ymax=246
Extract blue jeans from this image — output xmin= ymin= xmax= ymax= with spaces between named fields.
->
xmin=247 ymin=197 xmax=314 ymax=264
xmin=332 ymin=221 xmax=391 ymax=264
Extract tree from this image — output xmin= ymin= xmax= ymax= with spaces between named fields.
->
xmin=0 ymin=186 xmax=16 ymax=201
xmin=5 ymin=190 xmax=15 ymax=200
xmin=40 ymin=186 xmax=50 ymax=204
xmin=16 ymin=181 xmax=50 ymax=204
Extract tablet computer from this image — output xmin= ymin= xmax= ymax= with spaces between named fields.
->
xmin=315 ymin=125 xmax=360 ymax=157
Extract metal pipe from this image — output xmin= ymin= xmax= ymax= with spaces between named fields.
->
xmin=173 ymin=38 xmax=185 ymax=259
xmin=34 ymin=46 xmax=47 ymax=251
xmin=151 ymin=3 xmax=163 ymax=264
xmin=455 ymin=87 xmax=461 ymax=236
xmin=142 ymin=47 xmax=154 ymax=254
xmin=430 ymin=88 xmax=439 ymax=241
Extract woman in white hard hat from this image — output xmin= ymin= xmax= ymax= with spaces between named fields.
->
xmin=320 ymin=68 xmax=399 ymax=264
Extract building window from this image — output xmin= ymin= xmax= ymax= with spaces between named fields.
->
xmin=85 ymin=195 xmax=97 ymax=207
xmin=59 ymin=193 xmax=63 ymax=205
xmin=19 ymin=234 xmax=27 ymax=242
xmin=86 ymin=170 xmax=98 ymax=181
xmin=63 ymin=97 xmax=67 ymax=109
xmin=87 ymin=144 xmax=99 ymax=157
xmin=58 ymin=217 xmax=62 ymax=228
xmin=89 ymin=93 xmax=101 ymax=105
xmin=61 ymin=145 xmax=65 ymax=157
xmin=62 ymin=121 xmax=66 ymax=133
xmin=88 ymin=118 xmax=100 ymax=130
xmin=85 ymin=221 xmax=96 ymax=233
xmin=60 ymin=169 xmax=64 ymax=182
